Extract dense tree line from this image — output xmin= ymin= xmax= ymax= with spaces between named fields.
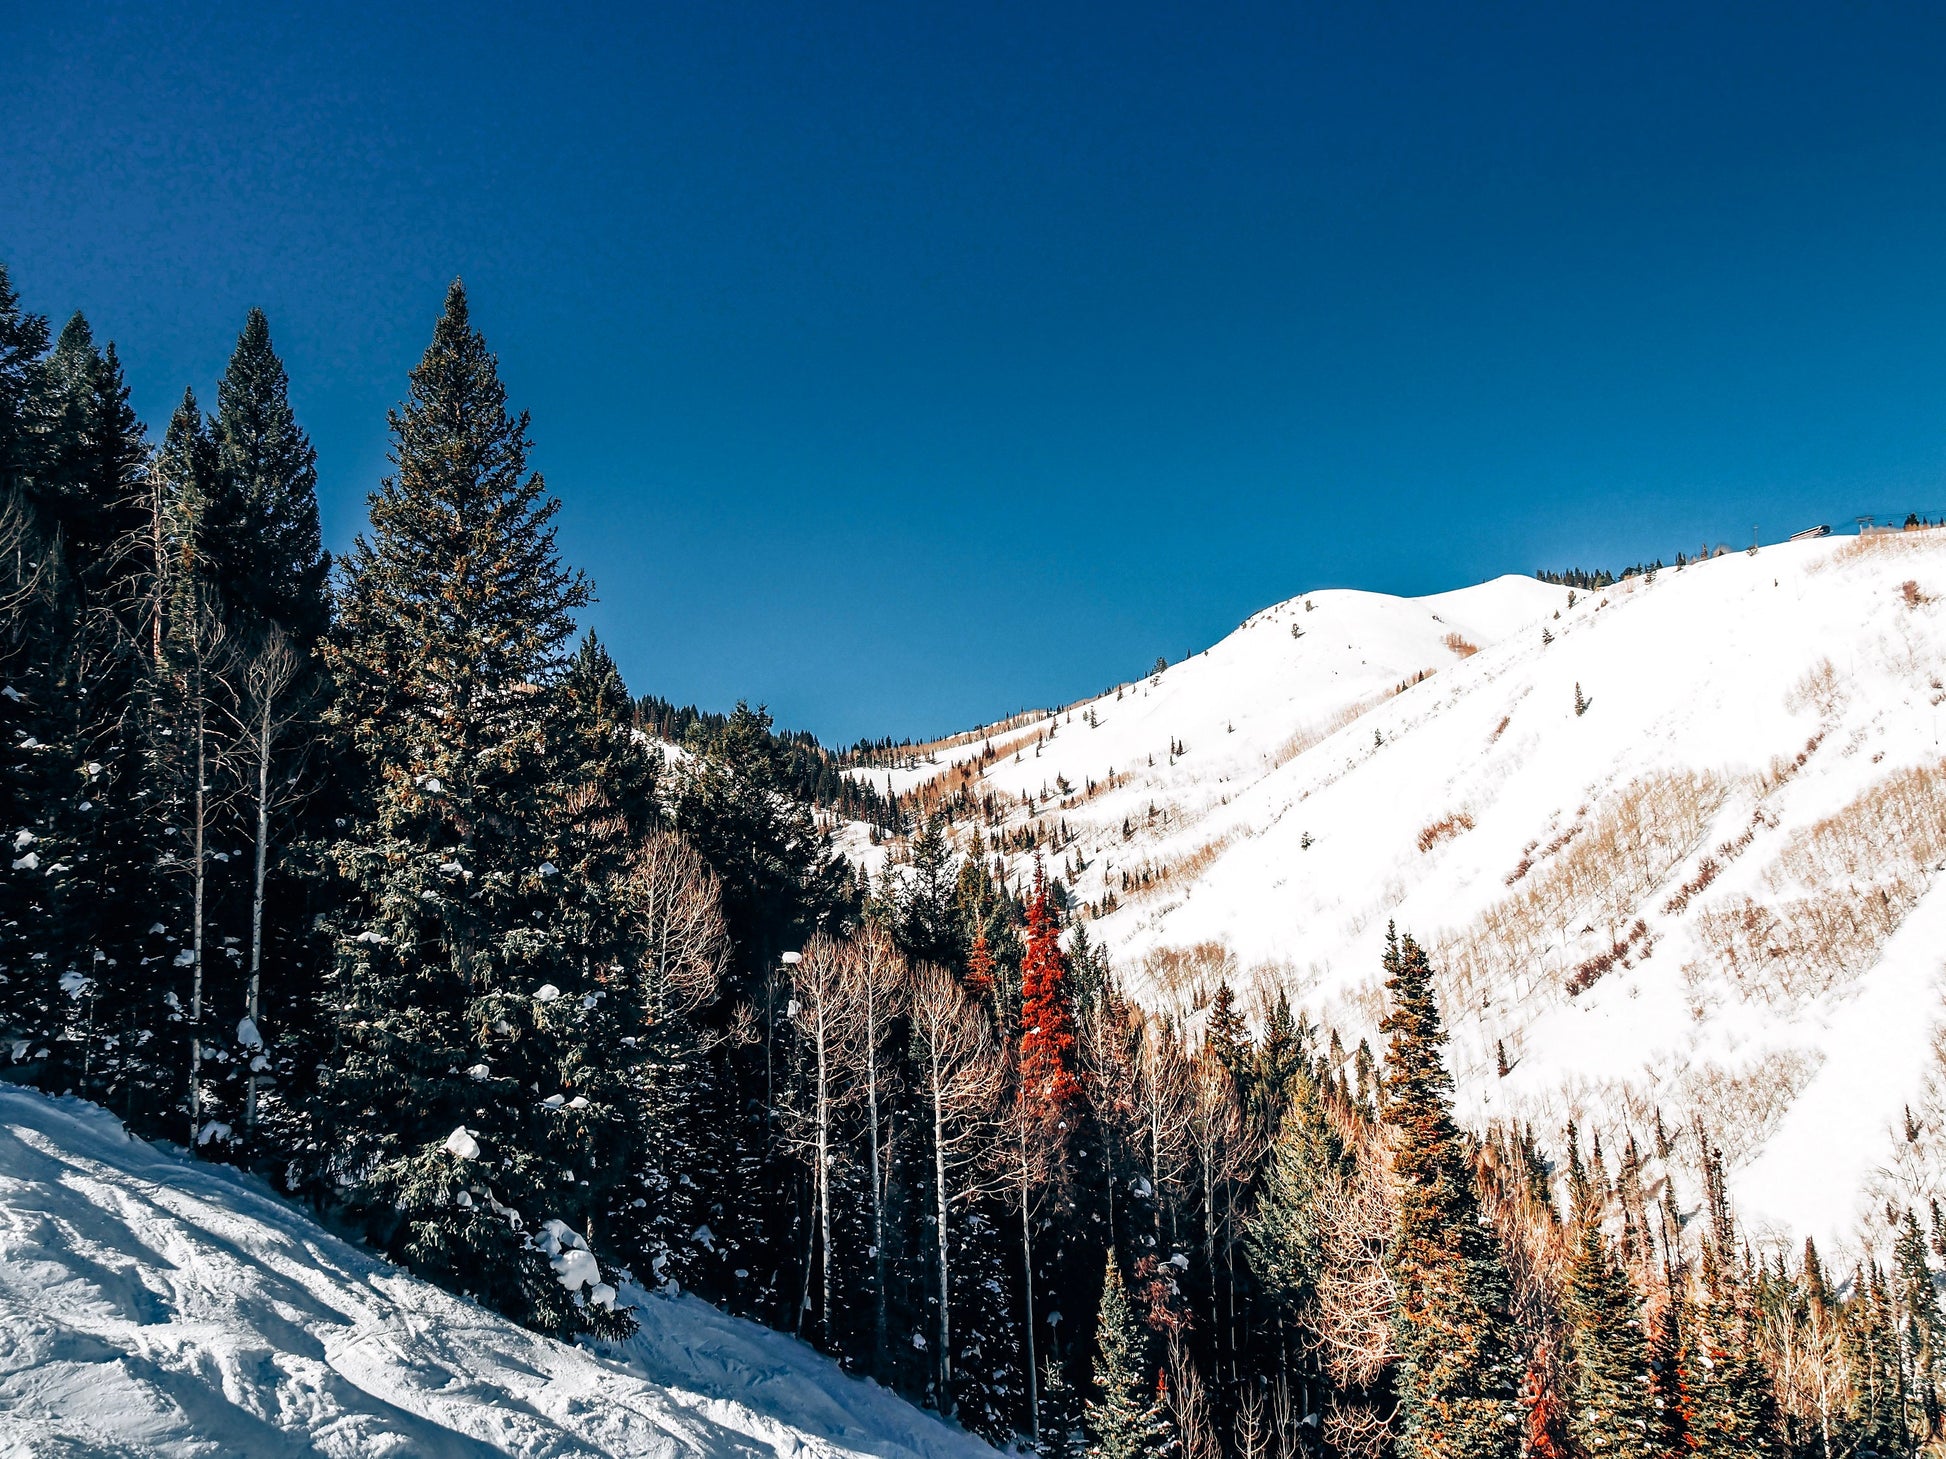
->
xmin=1 ymin=261 xmax=1939 ymax=1458
xmin=639 ymin=693 xmax=898 ymax=829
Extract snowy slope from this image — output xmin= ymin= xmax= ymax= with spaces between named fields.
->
xmin=866 ymin=532 xmax=1946 ymax=1251
xmin=850 ymin=575 xmax=1566 ymax=861
xmin=0 ymin=1083 xmax=996 ymax=1459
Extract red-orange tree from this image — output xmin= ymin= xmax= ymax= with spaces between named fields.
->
xmin=1017 ymin=862 xmax=1079 ymax=1110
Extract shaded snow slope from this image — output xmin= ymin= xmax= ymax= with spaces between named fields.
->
xmin=0 ymin=1083 xmax=995 ymax=1459
xmin=866 ymin=535 xmax=1946 ymax=1250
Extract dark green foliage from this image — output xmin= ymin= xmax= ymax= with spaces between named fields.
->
xmin=1379 ymin=926 xmax=1521 ymax=1459
xmin=1561 ymin=1203 xmax=1655 ymax=1458
xmin=208 ymin=308 xmax=330 ymax=642
xmin=317 ymin=281 xmax=620 ymax=1336
xmin=1084 ymin=1253 xmax=1174 ymax=1459
xmin=1039 ymin=1353 xmax=1087 ymax=1459
xmin=1896 ymin=1207 xmax=1944 ymax=1441
xmin=1244 ymin=1063 xmax=1348 ymax=1323
xmin=0 ymin=260 xmax=1902 ymax=1459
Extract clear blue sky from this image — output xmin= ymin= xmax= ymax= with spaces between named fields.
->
xmin=6 ymin=3 xmax=1946 ymax=744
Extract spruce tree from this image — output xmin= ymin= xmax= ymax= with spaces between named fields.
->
xmin=1378 ymin=927 xmax=1520 ymax=1459
xmin=1084 ymin=1252 xmax=1174 ymax=1459
xmin=1684 ymin=1244 xmax=1782 ymax=1458
xmin=1019 ymin=863 xmax=1080 ymax=1110
xmin=19 ymin=315 xmax=161 ymax=1114
xmin=1243 ymin=1061 xmax=1348 ymax=1322
xmin=318 ymin=281 xmax=620 ymax=1336
xmin=1895 ymin=1208 xmax=1944 ymax=1441
xmin=208 ymin=308 xmax=329 ymax=642
xmin=1040 ymin=1352 xmax=1087 ymax=1459
xmin=1561 ymin=1196 xmax=1655 ymax=1457
xmin=0 ymin=263 xmax=49 ymax=501
xmin=1204 ymin=980 xmax=1247 ymax=1084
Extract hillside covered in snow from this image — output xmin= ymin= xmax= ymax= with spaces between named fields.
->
xmin=860 ymin=529 xmax=1946 ymax=1249
xmin=0 ymin=1084 xmax=998 ymax=1459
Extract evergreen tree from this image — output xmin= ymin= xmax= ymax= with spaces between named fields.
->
xmin=1085 ymin=1251 xmax=1174 ymax=1459
xmin=0 ymin=263 xmax=49 ymax=501
xmin=897 ymin=813 xmax=961 ymax=968
xmin=1378 ymin=927 xmax=1520 ymax=1459
xmin=208 ymin=308 xmax=329 ymax=642
xmin=1019 ymin=863 xmax=1079 ymax=1110
xmin=1684 ymin=1244 xmax=1782 ymax=1458
xmin=1243 ymin=1061 xmax=1348 ymax=1323
xmin=1895 ymin=1208 xmax=1944 ymax=1442
xmin=1041 ymin=1353 xmax=1088 ymax=1459
xmin=317 ymin=281 xmax=620 ymax=1336
xmin=17 ymin=314 xmax=161 ymax=1114
xmin=1561 ymin=1194 xmax=1655 ymax=1457
xmin=1843 ymin=1260 xmax=1907 ymax=1459
xmin=1204 ymin=980 xmax=1247 ymax=1084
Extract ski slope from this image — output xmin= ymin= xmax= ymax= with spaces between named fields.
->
xmin=866 ymin=531 xmax=1946 ymax=1251
xmin=0 ymin=1083 xmax=996 ymax=1459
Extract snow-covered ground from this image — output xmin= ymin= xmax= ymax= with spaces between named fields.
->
xmin=0 ymin=1083 xmax=995 ymax=1459
xmin=863 ymin=531 xmax=1946 ymax=1252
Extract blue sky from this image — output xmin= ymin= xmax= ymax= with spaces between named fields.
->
xmin=6 ymin=3 xmax=1946 ymax=743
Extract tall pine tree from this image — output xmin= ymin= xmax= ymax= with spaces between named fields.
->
xmin=318 ymin=281 xmax=620 ymax=1336
xmin=1378 ymin=927 xmax=1521 ymax=1459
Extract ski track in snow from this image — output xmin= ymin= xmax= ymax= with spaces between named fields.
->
xmin=0 ymin=1083 xmax=997 ymax=1459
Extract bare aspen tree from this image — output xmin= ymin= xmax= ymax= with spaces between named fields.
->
xmin=1136 ymin=1013 xmax=1195 ymax=1247
xmin=1167 ymin=1334 xmax=1222 ymax=1459
xmin=908 ymin=961 xmax=1002 ymax=1413
xmin=627 ymin=829 xmax=731 ymax=1022
xmin=226 ymin=628 xmax=308 ymax=1134
xmin=838 ymin=926 xmax=908 ymax=1378
xmin=1187 ymin=1049 xmax=1251 ymax=1384
xmin=152 ymin=595 xmax=235 ymax=1148
xmin=620 ymin=828 xmax=731 ymax=1253
xmin=1270 ymin=1376 xmax=1304 ymax=1459
xmin=1079 ymin=982 xmax=1140 ymax=1243
xmin=783 ymin=932 xmax=857 ymax=1345
xmin=0 ymin=490 xmax=54 ymax=622
xmin=1232 ymin=1383 xmax=1272 ymax=1459
xmin=1764 ymin=1272 xmax=1849 ymax=1459
xmin=1306 ymin=1124 xmax=1398 ymax=1457
xmin=995 ymin=1061 xmax=1063 ymax=1438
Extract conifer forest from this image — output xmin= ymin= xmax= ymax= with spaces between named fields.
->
xmin=5 ymin=259 xmax=1945 ymax=1459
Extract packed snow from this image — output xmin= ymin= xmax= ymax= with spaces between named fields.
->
xmin=0 ymin=1082 xmax=998 ymax=1459
xmin=866 ymin=532 xmax=1946 ymax=1252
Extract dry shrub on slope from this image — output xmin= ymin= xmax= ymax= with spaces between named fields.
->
xmin=1671 ymin=1050 xmax=1824 ymax=1167
xmin=1782 ymin=657 xmax=1845 ymax=719
xmin=1691 ymin=758 xmax=1946 ymax=1011
xmin=1138 ymin=940 xmax=1239 ymax=1006
xmin=1416 ymin=811 xmax=1475 ymax=854
xmin=1438 ymin=769 xmax=1730 ymax=1006
xmin=1833 ymin=523 xmax=1946 ymax=565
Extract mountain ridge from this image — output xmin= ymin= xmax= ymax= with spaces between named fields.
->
xmin=854 ymin=530 xmax=1946 ymax=1251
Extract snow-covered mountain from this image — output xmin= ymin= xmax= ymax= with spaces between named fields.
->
xmin=857 ymin=529 xmax=1946 ymax=1250
xmin=0 ymin=1083 xmax=997 ymax=1459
